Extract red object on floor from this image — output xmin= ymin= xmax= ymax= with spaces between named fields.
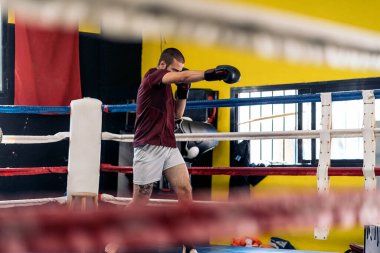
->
xmin=349 ymin=243 xmax=364 ymax=253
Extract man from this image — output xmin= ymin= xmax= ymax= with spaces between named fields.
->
xmin=106 ymin=48 xmax=240 ymax=253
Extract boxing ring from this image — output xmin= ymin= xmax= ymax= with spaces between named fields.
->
xmin=0 ymin=89 xmax=380 ymax=252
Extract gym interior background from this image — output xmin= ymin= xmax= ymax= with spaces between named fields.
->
xmin=0 ymin=1 xmax=380 ymax=252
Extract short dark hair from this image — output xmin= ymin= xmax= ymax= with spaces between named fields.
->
xmin=158 ymin=48 xmax=185 ymax=66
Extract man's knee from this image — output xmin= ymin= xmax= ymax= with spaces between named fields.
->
xmin=132 ymin=183 xmax=153 ymax=203
xmin=137 ymin=183 xmax=154 ymax=195
xmin=176 ymin=182 xmax=192 ymax=195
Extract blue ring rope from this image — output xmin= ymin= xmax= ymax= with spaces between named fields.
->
xmin=0 ymin=105 xmax=70 ymax=114
xmin=0 ymin=90 xmax=378 ymax=114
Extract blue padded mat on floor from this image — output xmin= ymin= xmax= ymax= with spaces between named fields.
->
xmin=164 ymin=245 xmax=335 ymax=253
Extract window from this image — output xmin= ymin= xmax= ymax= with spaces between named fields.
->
xmin=302 ymin=100 xmax=364 ymax=161
xmin=236 ymin=90 xmax=298 ymax=165
xmin=231 ymin=78 xmax=380 ymax=167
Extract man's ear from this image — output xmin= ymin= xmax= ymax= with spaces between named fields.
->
xmin=158 ymin=60 xmax=167 ymax=69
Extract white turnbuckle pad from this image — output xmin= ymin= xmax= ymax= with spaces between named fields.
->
xmin=67 ymin=98 xmax=103 ymax=204
xmin=362 ymin=90 xmax=376 ymax=191
xmin=315 ymin=93 xmax=332 ymax=240
xmin=317 ymin=93 xmax=332 ymax=194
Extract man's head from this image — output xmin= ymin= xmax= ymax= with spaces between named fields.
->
xmin=157 ymin=48 xmax=185 ymax=72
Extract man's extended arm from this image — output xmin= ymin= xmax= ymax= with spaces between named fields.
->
xmin=162 ymin=70 xmax=204 ymax=85
xmin=167 ymin=65 xmax=241 ymax=118
xmin=162 ymin=65 xmax=240 ymax=85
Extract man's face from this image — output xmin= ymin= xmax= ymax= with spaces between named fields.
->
xmin=159 ymin=58 xmax=184 ymax=72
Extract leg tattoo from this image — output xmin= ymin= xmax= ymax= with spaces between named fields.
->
xmin=138 ymin=183 xmax=153 ymax=195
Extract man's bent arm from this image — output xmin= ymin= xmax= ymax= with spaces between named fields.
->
xmin=175 ymin=99 xmax=187 ymax=119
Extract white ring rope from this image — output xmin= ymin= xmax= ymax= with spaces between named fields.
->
xmin=0 ymin=196 xmax=66 ymax=208
xmin=100 ymin=193 xmax=222 ymax=206
xmin=2 ymin=132 xmax=69 ymax=144
xmin=3 ymin=129 xmax=380 ymax=144
xmin=102 ymin=129 xmax=380 ymax=142
xmin=101 ymin=193 xmax=177 ymax=206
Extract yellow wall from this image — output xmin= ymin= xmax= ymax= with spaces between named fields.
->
xmin=225 ymin=0 xmax=380 ymax=33
xmin=141 ymin=2 xmax=380 ymax=251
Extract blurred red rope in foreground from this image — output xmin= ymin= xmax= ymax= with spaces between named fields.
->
xmin=0 ymin=164 xmax=379 ymax=176
xmin=0 ymin=191 xmax=379 ymax=252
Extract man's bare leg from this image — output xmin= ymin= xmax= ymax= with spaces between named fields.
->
xmin=105 ymin=183 xmax=153 ymax=253
xmin=163 ymin=163 xmax=192 ymax=203
xmin=164 ymin=164 xmax=198 ymax=253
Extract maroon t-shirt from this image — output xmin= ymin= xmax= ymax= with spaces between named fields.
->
xmin=133 ymin=68 xmax=177 ymax=148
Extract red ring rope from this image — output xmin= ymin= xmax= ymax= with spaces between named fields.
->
xmin=0 ymin=164 xmax=378 ymax=176
xmin=101 ymin=164 xmax=380 ymax=176
xmin=0 ymin=166 xmax=67 ymax=176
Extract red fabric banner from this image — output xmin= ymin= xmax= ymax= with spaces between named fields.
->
xmin=15 ymin=20 xmax=82 ymax=106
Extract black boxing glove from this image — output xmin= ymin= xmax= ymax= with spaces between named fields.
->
xmin=204 ymin=65 xmax=240 ymax=84
xmin=176 ymin=82 xmax=191 ymax=99
xmin=176 ymin=68 xmax=191 ymax=99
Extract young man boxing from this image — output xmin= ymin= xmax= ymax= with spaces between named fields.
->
xmin=106 ymin=48 xmax=240 ymax=253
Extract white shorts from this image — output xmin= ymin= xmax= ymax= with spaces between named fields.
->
xmin=133 ymin=144 xmax=185 ymax=185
